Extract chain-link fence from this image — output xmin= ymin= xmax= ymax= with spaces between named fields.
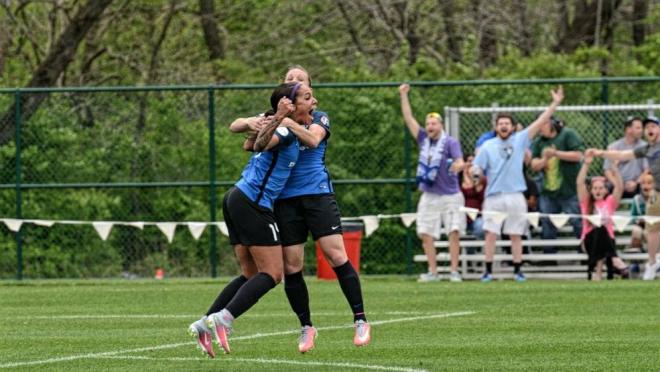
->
xmin=0 ymin=78 xmax=659 ymax=279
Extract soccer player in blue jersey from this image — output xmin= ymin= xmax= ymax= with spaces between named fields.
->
xmin=188 ymin=82 xmax=317 ymax=357
xmin=228 ymin=66 xmax=370 ymax=353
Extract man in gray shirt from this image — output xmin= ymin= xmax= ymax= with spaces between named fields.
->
xmin=603 ymin=117 xmax=648 ymax=198
xmin=590 ymin=116 xmax=660 ymax=280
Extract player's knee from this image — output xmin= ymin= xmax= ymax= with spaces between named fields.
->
xmin=283 ymin=260 xmax=303 ymax=274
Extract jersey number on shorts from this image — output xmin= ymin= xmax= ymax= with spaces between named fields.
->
xmin=268 ymin=223 xmax=279 ymax=241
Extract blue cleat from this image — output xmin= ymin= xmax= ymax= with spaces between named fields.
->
xmin=514 ymin=272 xmax=527 ymax=282
xmin=480 ymin=272 xmax=493 ymax=282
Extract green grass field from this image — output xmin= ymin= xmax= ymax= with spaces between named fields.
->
xmin=1 ymin=277 xmax=659 ymax=371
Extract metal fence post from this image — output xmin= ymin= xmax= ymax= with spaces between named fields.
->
xmin=14 ymin=90 xmax=23 ymax=280
xmin=601 ymin=79 xmax=610 ymax=148
xmin=208 ymin=88 xmax=218 ymax=278
xmin=404 ymin=126 xmax=413 ymax=275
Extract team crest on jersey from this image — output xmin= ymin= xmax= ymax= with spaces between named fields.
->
xmin=320 ymin=115 xmax=329 ymax=126
xmin=288 ymin=161 xmax=296 ymax=168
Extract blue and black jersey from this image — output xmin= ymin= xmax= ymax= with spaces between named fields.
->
xmin=279 ymin=110 xmax=334 ymax=199
xmin=236 ymin=127 xmax=299 ymax=210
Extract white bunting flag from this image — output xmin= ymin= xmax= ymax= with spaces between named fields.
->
xmin=361 ymin=215 xmax=379 ymax=237
xmin=484 ymin=211 xmax=507 ymax=225
xmin=92 ymin=222 xmax=113 ymax=241
xmin=460 ymin=207 xmax=480 ymax=222
xmin=3 ymin=219 xmax=23 ymax=232
xmin=611 ymin=215 xmax=631 ymax=232
xmin=549 ymin=214 xmax=570 ymax=229
xmin=188 ymin=223 xmax=206 ymax=240
xmin=400 ymin=213 xmax=416 ymax=227
xmin=586 ymin=214 xmax=602 ymax=228
xmin=156 ymin=223 xmax=177 ymax=243
xmin=644 ymin=216 xmax=660 ymax=225
xmin=31 ymin=220 xmax=55 ymax=227
xmin=128 ymin=222 xmax=144 ymax=230
xmin=525 ymin=212 xmax=540 ymax=229
xmin=217 ymin=222 xmax=229 ymax=237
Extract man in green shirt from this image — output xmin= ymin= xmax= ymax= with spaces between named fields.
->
xmin=530 ymin=117 xmax=585 ymax=252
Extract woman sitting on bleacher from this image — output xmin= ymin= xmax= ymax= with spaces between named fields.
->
xmin=577 ymin=152 xmax=624 ymax=280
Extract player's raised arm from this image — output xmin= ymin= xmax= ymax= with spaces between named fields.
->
xmin=254 ymin=97 xmax=294 ymax=152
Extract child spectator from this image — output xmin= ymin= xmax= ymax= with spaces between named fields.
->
xmin=629 ymin=173 xmax=655 ymax=251
xmin=577 ymin=153 xmax=624 ymax=280
xmin=460 ymin=154 xmax=486 ymax=238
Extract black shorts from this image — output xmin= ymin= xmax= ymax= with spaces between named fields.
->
xmin=274 ymin=194 xmax=342 ymax=246
xmin=223 ymin=187 xmax=280 ymax=246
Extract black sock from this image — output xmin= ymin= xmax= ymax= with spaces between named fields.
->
xmin=226 ymin=272 xmax=277 ymax=319
xmin=284 ymin=271 xmax=312 ymax=327
xmin=486 ymin=262 xmax=493 ymax=274
xmin=206 ymin=275 xmax=248 ymax=316
xmin=332 ymin=261 xmax=366 ymax=322
xmin=513 ymin=262 xmax=521 ymax=274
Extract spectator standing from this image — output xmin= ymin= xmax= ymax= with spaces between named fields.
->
xmin=530 ymin=116 xmax=585 ymax=253
xmin=399 ymin=84 xmax=466 ymax=282
xmin=472 ymin=87 xmax=564 ymax=282
xmin=603 ymin=117 xmax=648 ymax=198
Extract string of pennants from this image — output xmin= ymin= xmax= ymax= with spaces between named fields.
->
xmin=0 ymin=207 xmax=654 ymax=242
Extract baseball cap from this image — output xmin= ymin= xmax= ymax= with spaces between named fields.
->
xmin=643 ymin=116 xmax=659 ymax=127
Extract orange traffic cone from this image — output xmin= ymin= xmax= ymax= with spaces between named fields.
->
xmin=155 ymin=268 xmax=164 ymax=280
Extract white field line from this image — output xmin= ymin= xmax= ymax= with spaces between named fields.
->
xmin=13 ymin=311 xmax=431 ymax=320
xmin=0 ymin=311 xmax=475 ymax=369
xmin=96 ymin=355 xmax=428 ymax=372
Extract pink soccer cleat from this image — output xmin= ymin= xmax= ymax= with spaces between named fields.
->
xmin=188 ymin=318 xmax=216 ymax=358
xmin=298 ymin=326 xmax=317 ymax=353
xmin=205 ymin=310 xmax=233 ymax=354
xmin=353 ymin=320 xmax=371 ymax=347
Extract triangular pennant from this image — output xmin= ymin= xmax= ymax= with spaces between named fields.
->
xmin=460 ymin=207 xmax=480 ymax=221
xmin=400 ymin=213 xmax=416 ymax=227
xmin=644 ymin=216 xmax=660 ymax=225
xmin=611 ymin=215 xmax=631 ymax=233
xmin=92 ymin=222 xmax=113 ymax=241
xmin=188 ymin=223 xmax=206 ymax=240
xmin=586 ymin=214 xmax=602 ymax=228
xmin=549 ymin=214 xmax=570 ymax=229
xmin=3 ymin=219 xmax=23 ymax=232
xmin=156 ymin=223 xmax=177 ymax=243
xmin=361 ymin=215 xmax=379 ymax=237
xmin=128 ymin=222 xmax=144 ymax=230
xmin=525 ymin=212 xmax=540 ymax=229
xmin=217 ymin=222 xmax=229 ymax=237
xmin=31 ymin=220 xmax=55 ymax=227
xmin=484 ymin=211 xmax=507 ymax=225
